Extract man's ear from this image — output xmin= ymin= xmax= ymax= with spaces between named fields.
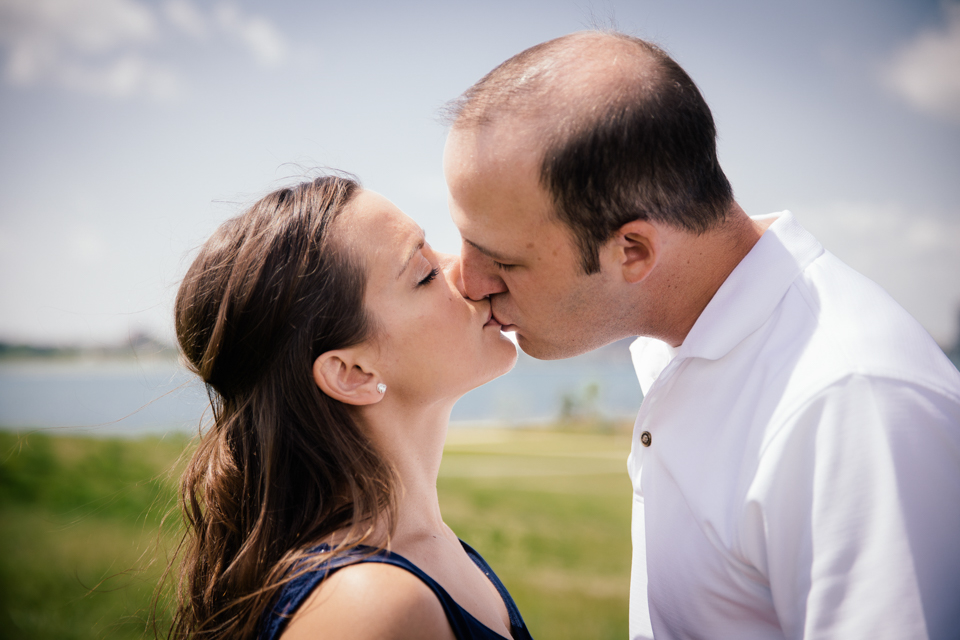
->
xmin=606 ymin=219 xmax=661 ymax=284
xmin=312 ymin=349 xmax=384 ymax=406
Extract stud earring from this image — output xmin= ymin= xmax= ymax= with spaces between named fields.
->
xmin=377 ymin=383 xmax=387 ymax=394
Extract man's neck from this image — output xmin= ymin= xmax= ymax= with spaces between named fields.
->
xmin=651 ymin=204 xmax=769 ymax=347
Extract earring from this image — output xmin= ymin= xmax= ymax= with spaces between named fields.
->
xmin=377 ymin=383 xmax=387 ymax=394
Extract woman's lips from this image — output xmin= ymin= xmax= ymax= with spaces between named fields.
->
xmin=484 ymin=304 xmax=503 ymax=328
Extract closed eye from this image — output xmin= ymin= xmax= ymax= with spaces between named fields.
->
xmin=417 ymin=267 xmax=440 ymax=286
xmin=493 ymin=261 xmax=517 ymax=271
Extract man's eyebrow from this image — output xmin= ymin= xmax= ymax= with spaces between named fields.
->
xmin=464 ymin=238 xmax=516 ymax=264
xmin=398 ymin=231 xmax=426 ymax=279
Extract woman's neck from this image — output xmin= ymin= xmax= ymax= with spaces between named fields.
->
xmin=356 ymin=397 xmax=456 ymax=546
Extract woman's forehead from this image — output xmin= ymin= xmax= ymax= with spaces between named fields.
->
xmin=341 ymin=190 xmax=424 ymax=271
xmin=343 ymin=190 xmax=415 ymax=230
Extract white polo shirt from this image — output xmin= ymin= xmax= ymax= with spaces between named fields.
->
xmin=627 ymin=212 xmax=960 ymax=640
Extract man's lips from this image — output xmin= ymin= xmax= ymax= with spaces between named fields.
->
xmin=484 ymin=305 xmax=510 ymax=329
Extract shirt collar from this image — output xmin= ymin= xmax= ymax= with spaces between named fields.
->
xmin=631 ymin=211 xmax=824 ymax=387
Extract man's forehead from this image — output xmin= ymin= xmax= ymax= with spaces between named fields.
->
xmin=455 ymin=191 xmax=570 ymax=257
xmin=447 ymin=120 xmax=543 ymax=171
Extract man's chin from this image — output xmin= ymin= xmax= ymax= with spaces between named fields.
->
xmin=515 ymin=333 xmax=568 ymax=361
xmin=516 ymin=331 xmax=615 ymax=361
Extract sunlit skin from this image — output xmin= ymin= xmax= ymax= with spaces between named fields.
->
xmin=336 ymin=190 xmax=517 ymax=407
xmin=444 ymin=122 xmax=772 ymax=356
xmin=444 ymin=124 xmax=635 ymax=359
xmin=442 ymin=32 xmax=777 ymax=358
xmin=285 ymin=191 xmax=518 ymax=640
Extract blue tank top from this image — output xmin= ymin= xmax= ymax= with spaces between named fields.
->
xmin=259 ymin=539 xmax=534 ymax=640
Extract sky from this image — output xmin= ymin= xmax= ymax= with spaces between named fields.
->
xmin=0 ymin=0 xmax=959 ymax=347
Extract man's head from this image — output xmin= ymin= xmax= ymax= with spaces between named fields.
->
xmin=444 ymin=31 xmax=735 ymax=358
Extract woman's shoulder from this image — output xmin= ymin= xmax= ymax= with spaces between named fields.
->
xmin=279 ymin=561 xmax=457 ymax=640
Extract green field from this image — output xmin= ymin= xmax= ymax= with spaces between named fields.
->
xmin=0 ymin=426 xmax=634 ymax=639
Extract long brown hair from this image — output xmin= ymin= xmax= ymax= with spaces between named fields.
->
xmin=163 ymin=175 xmax=398 ymax=638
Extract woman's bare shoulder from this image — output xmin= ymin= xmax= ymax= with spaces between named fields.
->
xmin=279 ymin=561 xmax=456 ymax=640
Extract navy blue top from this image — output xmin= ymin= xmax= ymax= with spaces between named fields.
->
xmin=259 ymin=539 xmax=534 ymax=640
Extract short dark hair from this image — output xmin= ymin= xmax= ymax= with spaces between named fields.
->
xmin=446 ymin=32 xmax=734 ymax=273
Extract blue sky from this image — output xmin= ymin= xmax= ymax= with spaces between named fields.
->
xmin=1 ymin=0 xmax=958 ymax=346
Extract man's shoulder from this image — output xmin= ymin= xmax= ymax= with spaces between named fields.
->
xmin=774 ymin=249 xmax=960 ymax=400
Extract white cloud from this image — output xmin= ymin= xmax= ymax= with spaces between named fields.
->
xmin=882 ymin=4 xmax=960 ymax=124
xmin=59 ymin=53 xmax=181 ymax=100
xmin=214 ymin=2 xmax=288 ymax=68
xmin=0 ymin=0 xmax=290 ymax=100
xmin=0 ymin=0 xmax=156 ymax=62
xmin=0 ymin=0 xmax=182 ymax=100
xmin=793 ymin=201 xmax=960 ymax=345
xmin=163 ymin=0 xmax=207 ymax=40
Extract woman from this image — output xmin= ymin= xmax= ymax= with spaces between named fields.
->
xmin=166 ymin=174 xmax=531 ymax=640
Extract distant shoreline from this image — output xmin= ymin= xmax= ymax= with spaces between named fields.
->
xmin=3 ymin=336 xmax=957 ymax=370
xmin=0 ymin=339 xmax=179 ymax=363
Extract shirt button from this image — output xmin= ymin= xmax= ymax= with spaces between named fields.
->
xmin=640 ymin=431 xmax=652 ymax=447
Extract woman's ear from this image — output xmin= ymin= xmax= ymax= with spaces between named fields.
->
xmin=312 ymin=349 xmax=384 ymax=406
xmin=606 ymin=219 xmax=661 ymax=284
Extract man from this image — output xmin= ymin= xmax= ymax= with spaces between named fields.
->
xmin=443 ymin=31 xmax=960 ymax=639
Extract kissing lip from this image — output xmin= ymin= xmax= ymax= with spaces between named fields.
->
xmin=484 ymin=304 xmax=503 ymax=328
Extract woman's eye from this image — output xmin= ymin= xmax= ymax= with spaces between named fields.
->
xmin=493 ymin=261 xmax=516 ymax=271
xmin=417 ymin=267 xmax=440 ymax=286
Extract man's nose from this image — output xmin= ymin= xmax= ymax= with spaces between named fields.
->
xmin=459 ymin=243 xmax=508 ymax=301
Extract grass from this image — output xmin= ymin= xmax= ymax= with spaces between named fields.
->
xmin=0 ymin=425 xmax=634 ymax=639
xmin=0 ymin=432 xmax=187 ymax=640
xmin=439 ymin=427 xmax=634 ymax=639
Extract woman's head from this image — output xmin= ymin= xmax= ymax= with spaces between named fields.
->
xmin=178 ymin=178 xmax=515 ymax=418
xmin=311 ymin=189 xmax=517 ymax=412
xmin=171 ymin=175 xmax=390 ymax=638
xmin=176 ymin=175 xmax=368 ymax=397
xmin=169 ymin=174 xmax=515 ymax=638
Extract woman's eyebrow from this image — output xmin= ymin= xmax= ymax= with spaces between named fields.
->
xmin=397 ymin=230 xmax=426 ymax=279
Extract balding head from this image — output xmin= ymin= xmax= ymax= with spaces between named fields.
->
xmin=446 ymin=31 xmax=734 ymax=273
xmin=449 ymin=32 xmax=660 ymax=129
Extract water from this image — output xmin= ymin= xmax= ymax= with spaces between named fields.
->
xmin=0 ymin=358 xmax=210 ymax=437
xmin=0 ymin=341 xmax=643 ymax=437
